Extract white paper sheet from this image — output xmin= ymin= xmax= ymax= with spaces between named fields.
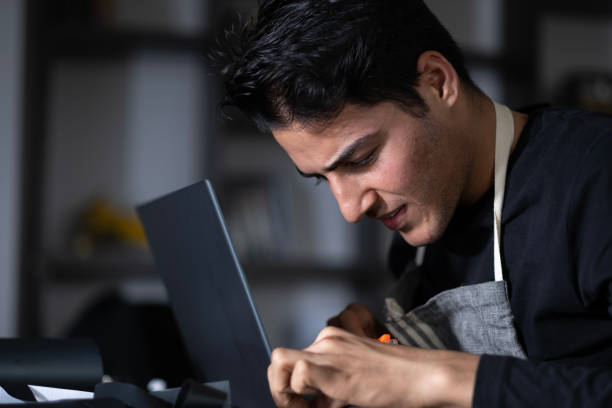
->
xmin=27 ymin=385 xmax=93 ymax=402
xmin=0 ymin=386 xmax=23 ymax=404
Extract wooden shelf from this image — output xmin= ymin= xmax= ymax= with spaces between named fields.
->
xmin=43 ymin=254 xmax=384 ymax=289
xmin=45 ymin=253 xmax=156 ymax=282
xmin=43 ymin=27 xmax=215 ymax=59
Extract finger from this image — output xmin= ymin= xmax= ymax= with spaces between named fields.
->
xmin=290 ymin=359 xmax=347 ymax=407
xmin=268 ymin=348 xmax=328 ymax=407
xmin=273 ymin=390 xmax=311 ymax=408
xmin=312 ymin=393 xmax=346 ymax=408
xmin=269 ymin=348 xmax=313 ymax=407
xmin=290 ymin=359 xmax=322 ymax=395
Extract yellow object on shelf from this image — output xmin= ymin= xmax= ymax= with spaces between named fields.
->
xmin=79 ymin=199 xmax=147 ymax=248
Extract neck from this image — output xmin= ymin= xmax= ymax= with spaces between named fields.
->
xmin=460 ymin=94 xmax=528 ymax=205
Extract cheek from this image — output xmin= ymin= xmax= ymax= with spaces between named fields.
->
xmin=373 ymin=144 xmax=421 ymax=197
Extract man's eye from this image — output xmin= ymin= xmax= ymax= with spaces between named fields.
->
xmin=348 ymin=149 xmax=377 ymax=168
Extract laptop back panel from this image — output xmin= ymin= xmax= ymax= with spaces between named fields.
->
xmin=137 ymin=180 xmax=274 ymax=408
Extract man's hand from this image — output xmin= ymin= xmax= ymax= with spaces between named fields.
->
xmin=326 ymin=302 xmax=380 ymax=338
xmin=267 ymin=326 xmax=480 ymax=408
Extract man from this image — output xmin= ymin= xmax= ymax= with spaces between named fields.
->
xmin=215 ymin=0 xmax=612 ymax=406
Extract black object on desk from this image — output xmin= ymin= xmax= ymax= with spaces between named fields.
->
xmin=94 ymin=379 xmax=230 ymax=408
xmin=0 ymin=338 xmax=103 ymax=390
xmin=0 ymin=398 xmax=128 ymax=407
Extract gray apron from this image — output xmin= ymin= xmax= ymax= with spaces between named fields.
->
xmin=384 ymin=102 xmax=527 ymax=359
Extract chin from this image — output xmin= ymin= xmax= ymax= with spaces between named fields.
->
xmin=399 ymin=221 xmax=445 ymax=247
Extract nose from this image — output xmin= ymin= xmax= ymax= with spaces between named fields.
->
xmin=327 ymin=174 xmax=377 ymax=223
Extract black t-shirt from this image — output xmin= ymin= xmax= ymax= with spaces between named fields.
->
xmin=406 ymin=108 xmax=612 ymax=407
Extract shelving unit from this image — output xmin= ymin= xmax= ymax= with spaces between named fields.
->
xmin=18 ymin=0 xmax=612 ymax=345
xmin=18 ymin=0 xmax=391 ymax=342
xmin=18 ymin=0 xmax=222 ymax=337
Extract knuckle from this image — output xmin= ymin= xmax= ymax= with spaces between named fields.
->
xmin=270 ymin=347 xmax=290 ymax=364
xmin=316 ymin=336 xmax=341 ymax=352
xmin=294 ymin=359 xmax=312 ymax=376
xmin=320 ymin=325 xmax=343 ymax=337
xmin=314 ymin=326 xmax=348 ymax=346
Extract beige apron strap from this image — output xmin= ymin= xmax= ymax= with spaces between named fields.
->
xmin=493 ymin=101 xmax=515 ymax=282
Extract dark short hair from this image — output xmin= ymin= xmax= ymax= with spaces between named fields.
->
xmin=215 ymin=0 xmax=477 ymax=132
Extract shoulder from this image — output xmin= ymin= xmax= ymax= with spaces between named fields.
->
xmin=503 ymin=107 xmax=612 ymax=241
xmin=556 ymin=109 xmax=612 ymax=186
xmin=512 ymin=107 xmax=612 ymax=184
xmin=528 ymin=109 xmax=612 ymax=219
xmin=524 ymin=107 xmax=612 ymax=148
xmin=512 ymin=109 xmax=612 ymax=305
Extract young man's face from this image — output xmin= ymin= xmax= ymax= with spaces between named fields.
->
xmin=272 ymin=101 xmax=472 ymax=246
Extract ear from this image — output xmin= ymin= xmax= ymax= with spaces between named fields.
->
xmin=415 ymin=51 xmax=459 ymax=108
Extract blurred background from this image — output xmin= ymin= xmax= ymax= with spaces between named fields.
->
xmin=1 ymin=0 xmax=611 ymax=388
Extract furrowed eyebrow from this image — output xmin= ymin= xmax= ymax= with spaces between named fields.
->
xmin=295 ymin=131 xmax=380 ymax=178
xmin=323 ymin=132 xmax=379 ymax=172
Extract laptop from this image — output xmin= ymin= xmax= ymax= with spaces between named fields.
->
xmin=137 ymin=180 xmax=275 ymax=408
